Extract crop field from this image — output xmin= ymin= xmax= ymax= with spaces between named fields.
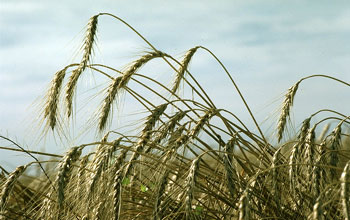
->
xmin=0 ymin=13 xmax=349 ymax=220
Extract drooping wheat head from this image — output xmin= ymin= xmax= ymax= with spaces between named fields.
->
xmin=56 ymin=146 xmax=82 ymax=209
xmin=171 ymin=46 xmax=199 ymax=94
xmin=224 ymin=137 xmax=237 ymax=199
xmin=153 ymin=170 xmax=170 ymax=220
xmin=44 ymin=68 xmax=67 ymax=129
xmin=277 ymin=81 xmax=300 ymax=142
xmin=185 ymin=157 xmax=201 ymax=220
xmin=0 ymin=165 xmax=27 ymax=212
xmin=65 ymin=15 xmax=98 ymax=117
xmin=329 ymin=123 xmax=342 ymax=180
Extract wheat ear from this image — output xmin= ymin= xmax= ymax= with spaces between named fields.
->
xmin=99 ymin=76 xmax=123 ymax=131
xmin=65 ymin=15 xmax=98 ymax=117
xmin=312 ymin=141 xmax=328 ymax=197
xmin=305 ymin=125 xmax=316 ymax=186
xmin=155 ymin=110 xmax=187 ymax=143
xmin=124 ymin=104 xmax=168 ymax=178
xmin=89 ymin=138 xmax=121 ymax=196
xmin=119 ymin=50 xmax=166 ymax=89
xmin=289 ymin=143 xmax=300 ymax=196
xmin=224 ymin=137 xmax=237 ymax=199
xmin=110 ymin=149 xmax=128 ymax=220
xmin=44 ymin=68 xmax=67 ymax=129
xmin=172 ymin=46 xmax=199 ymax=94
xmin=272 ymin=147 xmax=282 ymax=208
xmin=190 ymin=109 xmax=215 ymax=139
xmin=0 ymin=165 xmax=27 ymax=211
xmin=341 ymin=161 xmax=350 ymax=220
xmin=142 ymin=103 xmax=168 ymax=136
xmin=112 ymin=169 xmax=123 ymax=220
xmin=99 ymin=51 xmax=167 ymax=130
xmin=56 ymin=146 xmax=82 ymax=209
xmin=76 ymin=153 xmax=92 ymax=202
xmin=153 ymin=170 xmax=170 ymax=220
xmin=185 ymin=157 xmax=201 ymax=220
xmin=329 ymin=123 xmax=342 ymax=180
xmin=277 ymin=81 xmax=300 ymax=142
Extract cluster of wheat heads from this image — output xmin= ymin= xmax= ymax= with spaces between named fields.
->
xmin=1 ymin=13 xmax=350 ymax=220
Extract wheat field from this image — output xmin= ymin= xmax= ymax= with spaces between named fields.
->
xmin=1 ymin=13 xmax=349 ymax=220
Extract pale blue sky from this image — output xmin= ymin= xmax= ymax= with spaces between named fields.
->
xmin=0 ymin=0 xmax=349 ymax=168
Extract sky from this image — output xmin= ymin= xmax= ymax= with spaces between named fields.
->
xmin=0 ymin=0 xmax=349 ymax=169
